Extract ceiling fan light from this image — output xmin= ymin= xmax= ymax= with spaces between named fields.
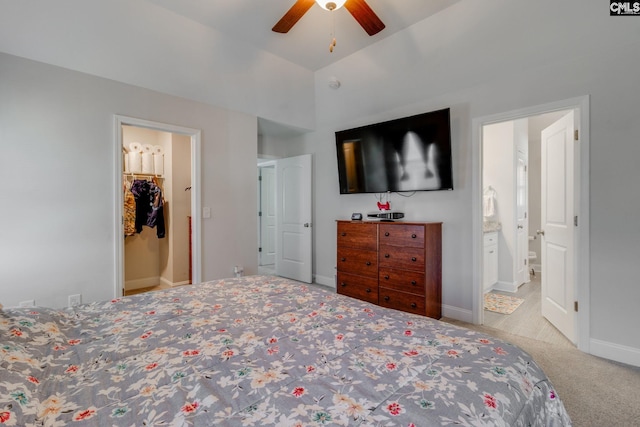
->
xmin=315 ymin=0 xmax=347 ymax=11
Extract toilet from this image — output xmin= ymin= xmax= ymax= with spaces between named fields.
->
xmin=528 ymin=251 xmax=537 ymax=276
xmin=528 ymin=236 xmax=537 ymax=276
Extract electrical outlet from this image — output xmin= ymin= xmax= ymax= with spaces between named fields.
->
xmin=19 ymin=300 xmax=35 ymax=307
xmin=68 ymin=294 xmax=82 ymax=307
xmin=233 ymin=265 xmax=244 ymax=277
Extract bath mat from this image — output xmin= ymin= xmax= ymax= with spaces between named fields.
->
xmin=484 ymin=293 xmax=524 ymax=315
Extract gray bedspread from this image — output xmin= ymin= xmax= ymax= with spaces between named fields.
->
xmin=0 ymin=275 xmax=571 ymax=426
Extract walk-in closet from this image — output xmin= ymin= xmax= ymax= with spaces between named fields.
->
xmin=122 ymin=125 xmax=192 ymax=294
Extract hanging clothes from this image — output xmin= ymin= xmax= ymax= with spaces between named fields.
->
xmin=130 ymin=179 xmax=166 ymax=238
xmin=123 ymin=181 xmax=136 ymax=237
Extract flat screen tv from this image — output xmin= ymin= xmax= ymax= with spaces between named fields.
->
xmin=336 ymin=108 xmax=453 ymax=194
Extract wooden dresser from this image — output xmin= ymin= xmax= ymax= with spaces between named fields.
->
xmin=336 ymin=220 xmax=442 ymax=319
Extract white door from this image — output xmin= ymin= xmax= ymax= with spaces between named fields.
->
xmin=516 ymin=151 xmax=529 ymax=285
xmin=540 ymin=111 xmax=576 ymax=343
xmin=259 ymin=166 xmax=276 ymax=266
xmin=276 ymin=154 xmax=312 ymax=283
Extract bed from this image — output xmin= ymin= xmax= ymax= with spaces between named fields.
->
xmin=1 ymin=275 xmax=571 ymax=426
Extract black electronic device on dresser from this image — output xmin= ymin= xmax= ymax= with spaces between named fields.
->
xmin=336 ymin=220 xmax=442 ymax=319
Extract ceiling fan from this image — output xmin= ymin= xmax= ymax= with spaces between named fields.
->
xmin=272 ymin=0 xmax=385 ymax=36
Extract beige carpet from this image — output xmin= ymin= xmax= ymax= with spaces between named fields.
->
xmin=443 ymin=319 xmax=640 ymax=426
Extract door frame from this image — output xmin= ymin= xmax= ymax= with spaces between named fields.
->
xmin=515 ymin=147 xmax=529 ymax=286
xmin=258 ymin=160 xmax=276 ymax=267
xmin=471 ymin=96 xmax=590 ymax=353
xmin=114 ymin=115 xmax=202 ymax=298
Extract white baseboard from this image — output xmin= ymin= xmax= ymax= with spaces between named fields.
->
xmin=159 ymin=277 xmax=190 ymax=288
xmin=172 ymin=280 xmax=191 ymax=287
xmin=492 ymin=280 xmax=519 ymax=293
xmin=314 ymin=274 xmax=335 ymax=289
xmin=442 ymin=304 xmax=473 ymax=323
xmin=590 ymin=338 xmax=640 ymax=368
xmin=126 ymin=276 xmax=190 ymax=290
xmin=124 ymin=276 xmax=160 ymax=290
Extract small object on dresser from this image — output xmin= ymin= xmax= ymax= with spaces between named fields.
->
xmin=377 ymin=201 xmax=391 ymax=211
xmin=367 ymin=211 xmax=404 ymax=220
xmin=351 ymin=213 xmax=363 ymax=221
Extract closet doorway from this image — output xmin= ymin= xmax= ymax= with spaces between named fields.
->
xmin=114 ymin=116 xmax=201 ymax=298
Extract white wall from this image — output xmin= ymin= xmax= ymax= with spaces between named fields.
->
xmin=309 ymin=0 xmax=640 ymax=361
xmin=0 ymin=53 xmax=257 ymax=308
xmin=0 ymin=0 xmax=315 ymax=131
xmin=483 ymin=121 xmax=515 ymax=288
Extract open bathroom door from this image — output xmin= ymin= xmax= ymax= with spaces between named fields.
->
xmin=540 ymin=110 xmax=576 ymax=343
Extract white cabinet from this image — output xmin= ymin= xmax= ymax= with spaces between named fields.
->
xmin=483 ymin=232 xmax=498 ymax=292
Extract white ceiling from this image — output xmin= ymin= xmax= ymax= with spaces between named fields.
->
xmin=146 ymin=0 xmax=460 ymax=71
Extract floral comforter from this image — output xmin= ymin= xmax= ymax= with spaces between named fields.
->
xmin=0 ymin=275 xmax=571 ymax=426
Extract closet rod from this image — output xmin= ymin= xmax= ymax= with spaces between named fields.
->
xmin=123 ymin=173 xmax=163 ymax=178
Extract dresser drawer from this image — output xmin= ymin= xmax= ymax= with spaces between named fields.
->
xmin=378 ymin=245 xmax=425 ymax=271
xmin=379 ymin=268 xmax=425 ymax=296
xmin=378 ymin=288 xmax=425 ymax=316
xmin=337 ymin=222 xmax=377 ymax=251
xmin=337 ymin=272 xmax=379 ymax=304
xmin=337 ymin=247 xmax=378 ymax=278
xmin=379 ymin=224 xmax=424 ymax=248
xmin=335 ymin=220 xmax=441 ymax=320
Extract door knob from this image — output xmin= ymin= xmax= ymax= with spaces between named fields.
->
xmin=304 ymin=223 xmax=311 ymax=228
xmin=536 ymin=229 xmax=545 ymax=236
xmin=517 ymin=225 xmax=523 ymax=229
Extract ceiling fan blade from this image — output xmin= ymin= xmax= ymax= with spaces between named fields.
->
xmin=344 ymin=0 xmax=385 ymax=36
xmin=272 ymin=0 xmax=316 ymax=33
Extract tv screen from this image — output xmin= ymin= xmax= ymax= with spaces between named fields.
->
xmin=335 ymin=108 xmax=453 ymax=194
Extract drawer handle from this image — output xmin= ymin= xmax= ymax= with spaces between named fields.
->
xmin=365 ymin=288 xmax=371 ymax=293
xmin=411 ymin=234 xmax=417 ymax=238
xmin=341 ymin=232 xmax=346 ymax=236
xmin=341 ymin=257 xmax=346 ymax=262
xmin=384 ymin=275 xmax=389 ymax=280
xmin=384 ymin=254 xmax=390 ymax=258
xmin=385 ymin=232 xmax=390 ymax=237
xmin=411 ymin=257 xmax=417 ymax=262
xmin=411 ymin=280 xmax=417 ymax=285
xmin=366 ymin=261 xmax=371 ymax=266
xmin=384 ymin=296 xmax=390 ymax=301
xmin=340 ymin=282 xmax=347 ymax=287
xmin=411 ymin=303 xmax=417 ymax=308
